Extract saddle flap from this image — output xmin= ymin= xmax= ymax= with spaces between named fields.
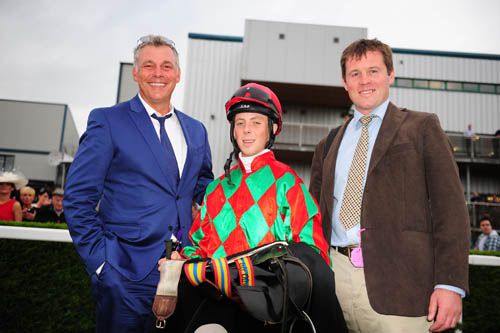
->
xmin=234 ymin=255 xmax=312 ymax=324
xmin=152 ymin=260 xmax=185 ymax=322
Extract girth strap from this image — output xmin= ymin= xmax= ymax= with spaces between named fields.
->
xmin=212 ymin=257 xmax=232 ymax=297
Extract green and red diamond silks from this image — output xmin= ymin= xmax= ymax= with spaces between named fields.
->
xmin=181 ymin=151 xmax=330 ymax=264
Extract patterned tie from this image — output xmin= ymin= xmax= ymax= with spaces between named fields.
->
xmin=151 ymin=113 xmax=180 ymax=183
xmin=339 ymin=115 xmax=374 ymax=230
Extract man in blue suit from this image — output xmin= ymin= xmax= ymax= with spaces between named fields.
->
xmin=64 ymin=35 xmax=213 ymax=332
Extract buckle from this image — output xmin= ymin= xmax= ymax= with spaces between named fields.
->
xmin=156 ymin=319 xmax=166 ymax=329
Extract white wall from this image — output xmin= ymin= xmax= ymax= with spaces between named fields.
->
xmin=393 ymin=53 xmax=500 ymax=83
xmin=183 ymin=37 xmax=243 ymax=177
xmin=391 ymin=88 xmax=500 ymax=134
xmin=241 ymin=19 xmax=366 ymax=87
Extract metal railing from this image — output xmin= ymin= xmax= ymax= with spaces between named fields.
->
xmin=468 ymin=201 xmax=500 ymax=228
xmin=276 ymin=122 xmax=500 ymax=162
xmin=275 ymin=122 xmax=332 ymax=151
xmin=0 ymin=225 xmax=498 ymax=267
xmin=440 ymin=133 xmax=499 ymax=160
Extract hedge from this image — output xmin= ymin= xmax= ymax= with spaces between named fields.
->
xmin=1 ymin=222 xmax=499 ymax=332
xmin=463 ymin=262 xmax=500 ymax=333
xmin=0 ymin=238 xmax=94 ymax=333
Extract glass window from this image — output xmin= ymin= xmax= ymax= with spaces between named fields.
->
xmin=0 ymin=154 xmax=15 ymax=171
xmin=463 ymin=83 xmax=479 ymax=92
xmin=395 ymin=77 xmax=498 ymax=94
xmin=479 ymin=84 xmax=496 ymax=93
xmin=395 ymin=78 xmax=412 ymax=88
xmin=429 ymin=80 xmax=445 ymax=90
xmin=447 ymin=82 xmax=463 ymax=91
xmin=413 ymin=79 xmax=429 ymax=89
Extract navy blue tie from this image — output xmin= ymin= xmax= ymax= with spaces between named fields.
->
xmin=151 ymin=113 xmax=180 ymax=184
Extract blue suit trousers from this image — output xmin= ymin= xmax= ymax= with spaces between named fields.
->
xmin=91 ymin=264 xmax=160 ymax=333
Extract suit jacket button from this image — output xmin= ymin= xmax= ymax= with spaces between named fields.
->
xmin=168 ymin=226 xmax=173 ymax=231
xmin=176 ymin=196 xmax=180 ymax=200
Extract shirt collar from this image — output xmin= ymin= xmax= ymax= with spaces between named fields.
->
xmin=352 ymin=99 xmax=390 ymax=124
xmin=239 ymin=149 xmax=270 ymax=173
xmin=138 ymin=93 xmax=174 ymax=118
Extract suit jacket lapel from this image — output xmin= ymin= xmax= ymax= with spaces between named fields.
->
xmin=322 ymin=120 xmax=351 ymax=220
xmin=128 ymin=96 xmax=177 ymax=191
xmin=174 ymin=109 xmax=192 ymax=189
xmin=367 ymin=103 xmax=407 ymax=176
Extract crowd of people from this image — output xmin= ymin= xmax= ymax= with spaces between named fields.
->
xmin=0 ymin=171 xmax=65 ymax=223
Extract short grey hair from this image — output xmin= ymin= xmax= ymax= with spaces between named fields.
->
xmin=133 ymin=34 xmax=179 ymax=68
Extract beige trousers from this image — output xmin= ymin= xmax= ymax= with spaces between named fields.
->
xmin=330 ymin=249 xmax=432 ymax=333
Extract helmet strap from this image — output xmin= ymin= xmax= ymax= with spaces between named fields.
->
xmin=224 ymin=147 xmax=239 ymax=186
xmin=225 ymin=121 xmax=239 ymax=185
xmin=266 ymin=118 xmax=276 ymax=149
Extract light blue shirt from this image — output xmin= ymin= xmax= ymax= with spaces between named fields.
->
xmin=331 ymin=99 xmax=465 ymax=297
xmin=332 ymin=99 xmax=388 ymax=247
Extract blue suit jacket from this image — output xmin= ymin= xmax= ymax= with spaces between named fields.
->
xmin=64 ymin=95 xmax=213 ymax=281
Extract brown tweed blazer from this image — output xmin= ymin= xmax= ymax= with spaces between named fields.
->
xmin=310 ymin=103 xmax=470 ymax=316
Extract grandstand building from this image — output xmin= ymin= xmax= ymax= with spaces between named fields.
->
xmin=117 ymin=19 xmax=500 ymax=227
xmin=0 ymin=99 xmax=79 ymax=187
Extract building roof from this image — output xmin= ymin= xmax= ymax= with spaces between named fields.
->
xmin=188 ymin=32 xmax=500 ymax=61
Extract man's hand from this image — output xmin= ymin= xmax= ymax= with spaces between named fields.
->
xmin=192 ymin=202 xmax=200 ymax=221
xmin=427 ymin=288 xmax=462 ymax=332
xmin=157 ymin=251 xmax=183 ymax=271
xmin=22 ymin=208 xmax=36 ymax=220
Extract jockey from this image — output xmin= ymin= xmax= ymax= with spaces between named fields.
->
xmin=158 ymin=83 xmax=346 ymax=333
xmin=180 ymin=82 xmax=330 ymax=262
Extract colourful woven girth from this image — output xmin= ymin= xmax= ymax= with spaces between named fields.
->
xmin=212 ymin=257 xmax=232 ymax=297
xmin=184 ymin=261 xmax=207 ymax=287
xmin=183 ymin=255 xmax=257 ymax=298
xmin=235 ymin=257 xmax=255 ymax=287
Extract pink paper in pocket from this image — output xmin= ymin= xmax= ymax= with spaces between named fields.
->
xmin=350 ymin=228 xmax=366 ymax=268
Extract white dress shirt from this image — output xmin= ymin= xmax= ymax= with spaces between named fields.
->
xmin=139 ymin=94 xmax=187 ymax=177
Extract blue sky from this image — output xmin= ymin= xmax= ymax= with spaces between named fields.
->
xmin=1 ymin=0 xmax=499 ymax=134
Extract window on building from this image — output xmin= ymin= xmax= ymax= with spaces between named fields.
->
xmin=413 ymin=79 xmax=429 ymax=89
xmin=429 ymin=80 xmax=445 ymax=90
xmin=395 ymin=78 xmax=412 ymax=88
xmin=463 ymin=83 xmax=479 ymax=92
xmin=447 ymin=82 xmax=463 ymax=91
xmin=0 ymin=154 xmax=15 ymax=171
xmin=395 ymin=77 xmax=499 ymax=95
xmin=479 ymin=84 xmax=496 ymax=93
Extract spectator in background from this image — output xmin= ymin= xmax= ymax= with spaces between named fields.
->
xmin=464 ymin=123 xmax=475 ymax=138
xmin=342 ymin=107 xmax=354 ymax=124
xmin=20 ymin=186 xmax=37 ymax=221
xmin=36 ymin=188 xmax=65 ymax=223
xmin=493 ymin=129 xmax=500 ymax=158
xmin=35 ymin=187 xmax=52 ymax=208
xmin=474 ymin=217 xmax=500 ymax=251
xmin=464 ymin=123 xmax=475 ymax=157
xmin=470 ymin=191 xmax=482 ymax=202
xmin=0 ymin=171 xmax=27 ymax=222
